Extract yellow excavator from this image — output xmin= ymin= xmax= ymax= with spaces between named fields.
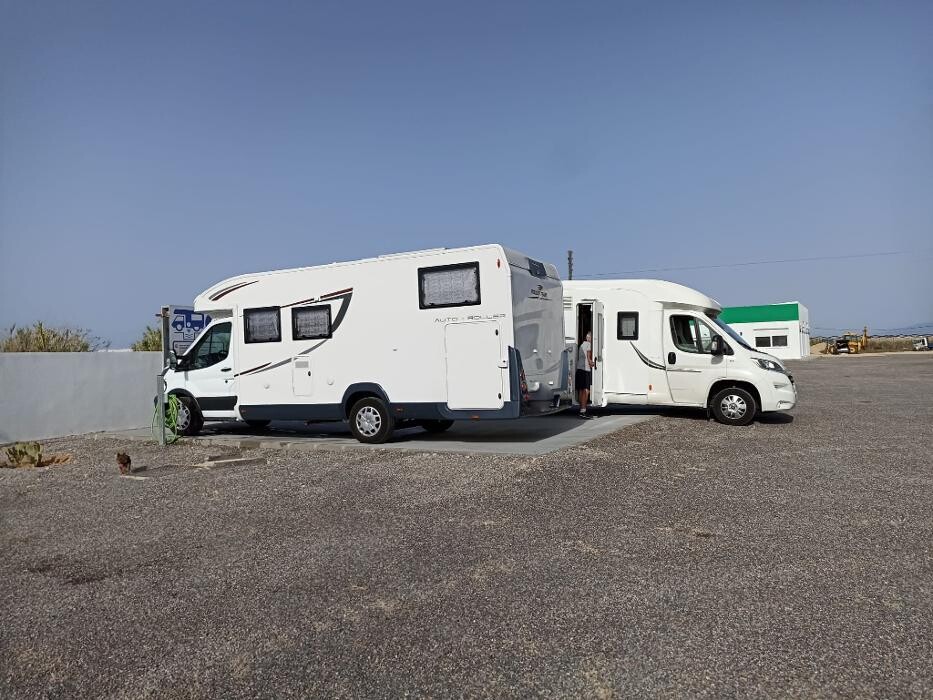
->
xmin=824 ymin=326 xmax=869 ymax=354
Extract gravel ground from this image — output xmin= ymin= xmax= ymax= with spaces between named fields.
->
xmin=1 ymin=354 xmax=931 ymax=698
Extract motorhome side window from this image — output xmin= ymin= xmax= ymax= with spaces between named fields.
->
xmin=670 ymin=315 xmax=716 ymax=354
xmin=418 ymin=262 xmax=481 ymax=309
xmin=292 ymin=305 xmax=331 ymax=340
xmin=189 ymin=322 xmax=231 ymax=370
xmin=617 ymin=312 xmax=638 ymax=340
xmin=244 ymin=307 xmax=281 ymax=343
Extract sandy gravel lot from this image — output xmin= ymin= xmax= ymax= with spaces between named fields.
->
xmin=2 ymin=354 xmax=931 ymax=698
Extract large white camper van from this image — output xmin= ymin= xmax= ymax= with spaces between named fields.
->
xmin=563 ymin=280 xmax=797 ymax=425
xmin=163 ymin=245 xmax=569 ymax=443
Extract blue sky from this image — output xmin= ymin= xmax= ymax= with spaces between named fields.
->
xmin=1 ymin=0 xmax=931 ymax=347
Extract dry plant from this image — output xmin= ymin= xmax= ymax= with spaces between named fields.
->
xmin=1 ymin=322 xmax=109 ymax=352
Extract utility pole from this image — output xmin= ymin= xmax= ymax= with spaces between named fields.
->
xmin=567 ymin=250 xmax=574 ymax=280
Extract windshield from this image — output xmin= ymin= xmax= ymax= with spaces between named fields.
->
xmin=708 ymin=315 xmax=755 ymax=351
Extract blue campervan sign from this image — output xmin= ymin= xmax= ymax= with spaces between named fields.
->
xmin=168 ymin=305 xmax=211 ymax=356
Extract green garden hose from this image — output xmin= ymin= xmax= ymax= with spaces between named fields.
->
xmin=152 ymin=393 xmax=182 ymax=444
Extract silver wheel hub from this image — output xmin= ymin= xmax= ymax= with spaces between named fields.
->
xmin=720 ymin=394 xmax=747 ymax=420
xmin=175 ymin=402 xmax=190 ymax=431
xmin=356 ymin=406 xmax=382 ymax=437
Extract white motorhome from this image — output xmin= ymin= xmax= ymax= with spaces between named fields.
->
xmin=164 ymin=245 xmax=569 ymax=443
xmin=563 ymin=280 xmax=797 ymax=425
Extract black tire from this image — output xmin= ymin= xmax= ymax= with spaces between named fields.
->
xmin=710 ymin=386 xmax=757 ymax=426
xmin=420 ymin=419 xmax=454 ymax=434
xmin=245 ymin=419 xmax=271 ymax=429
xmin=348 ymin=397 xmax=394 ymax=444
xmin=174 ymin=395 xmax=203 ymax=436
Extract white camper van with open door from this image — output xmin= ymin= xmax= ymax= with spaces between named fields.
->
xmin=163 ymin=245 xmax=569 ymax=443
xmin=563 ymin=280 xmax=797 ymax=425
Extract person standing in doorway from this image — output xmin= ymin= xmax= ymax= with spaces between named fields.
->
xmin=576 ymin=331 xmax=594 ymax=418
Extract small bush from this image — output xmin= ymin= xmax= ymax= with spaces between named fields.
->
xmin=864 ymin=337 xmax=916 ymax=353
xmin=132 ymin=326 xmax=163 ymax=351
xmin=1 ymin=322 xmax=108 ymax=352
xmin=1 ymin=442 xmax=71 ymax=469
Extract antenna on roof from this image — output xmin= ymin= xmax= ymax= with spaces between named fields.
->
xmin=567 ymin=250 xmax=574 ymax=280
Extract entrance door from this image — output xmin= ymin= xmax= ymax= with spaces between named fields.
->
xmin=445 ymin=321 xmax=505 ymax=410
xmin=662 ymin=311 xmax=723 ymax=405
xmin=591 ymin=301 xmax=605 ymax=406
xmin=574 ymin=301 xmax=605 ymax=407
xmin=180 ymin=321 xmax=237 ymax=417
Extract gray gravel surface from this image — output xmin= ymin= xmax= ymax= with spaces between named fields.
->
xmin=2 ymin=354 xmax=931 ymax=698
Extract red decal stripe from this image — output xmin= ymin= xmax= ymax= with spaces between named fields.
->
xmin=320 ymin=287 xmax=353 ymax=300
xmin=211 ymin=280 xmax=257 ymax=301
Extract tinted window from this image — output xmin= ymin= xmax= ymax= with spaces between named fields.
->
xmin=244 ymin=307 xmax=281 ymax=343
xmin=697 ymin=322 xmax=714 ymax=353
xmin=189 ymin=322 xmax=231 ymax=370
xmin=755 ymin=336 xmax=772 ymax=348
xmin=617 ymin=312 xmax=638 ymax=340
xmin=292 ymin=305 xmax=331 ymax=340
xmin=418 ymin=262 xmax=481 ymax=309
xmin=772 ymin=335 xmax=788 ymax=347
xmin=671 ymin=315 xmax=718 ymax=354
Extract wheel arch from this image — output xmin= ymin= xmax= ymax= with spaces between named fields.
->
xmin=341 ymin=383 xmax=391 ymax=418
xmin=167 ymin=388 xmax=202 ymax=416
xmin=707 ymin=380 xmax=761 ymax=411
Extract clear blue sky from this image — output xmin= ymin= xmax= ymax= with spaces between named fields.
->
xmin=1 ymin=0 xmax=931 ymax=347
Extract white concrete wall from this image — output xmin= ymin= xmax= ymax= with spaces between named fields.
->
xmin=798 ymin=304 xmax=811 ymax=358
xmin=0 ymin=352 xmax=163 ymax=443
xmin=727 ymin=321 xmax=805 ymax=360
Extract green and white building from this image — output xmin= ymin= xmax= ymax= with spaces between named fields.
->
xmin=719 ymin=302 xmax=810 ymax=360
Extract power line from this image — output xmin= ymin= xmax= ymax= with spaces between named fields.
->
xmin=813 ymin=326 xmax=933 ymax=335
xmin=577 ymin=249 xmax=929 ymax=278
xmin=872 ymin=322 xmax=933 ymax=332
xmin=814 ymin=322 xmax=933 ymax=331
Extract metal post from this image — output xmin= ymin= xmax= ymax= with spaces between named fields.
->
xmin=567 ymin=250 xmax=574 ymax=280
xmin=157 ymin=369 xmax=166 ymax=447
xmin=160 ymin=305 xmax=170 ymax=367
xmin=157 ymin=306 xmax=170 ymax=447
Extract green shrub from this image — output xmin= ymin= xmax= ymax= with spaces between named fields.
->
xmin=131 ymin=326 xmax=163 ymax=351
xmin=4 ymin=442 xmax=42 ymax=468
xmin=0 ymin=322 xmax=108 ymax=352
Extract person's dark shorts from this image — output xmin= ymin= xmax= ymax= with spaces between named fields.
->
xmin=575 ymin=368 xmax=592 ymax=390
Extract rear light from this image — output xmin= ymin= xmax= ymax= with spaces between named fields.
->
xmin=520 ymin=368 xmax=530 ymax=403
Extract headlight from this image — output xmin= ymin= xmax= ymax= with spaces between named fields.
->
xmin=754 ymin=358 xmax=785 ymax=373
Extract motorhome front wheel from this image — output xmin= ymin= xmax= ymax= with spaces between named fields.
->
xmin=710 ymin=387 xmax=758 ymax=426
xmin=174 ymin=395 xmax=204 ymax=436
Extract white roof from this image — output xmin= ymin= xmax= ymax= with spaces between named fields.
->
xmin=194 ymin=243 xmax=558 ymax=310
xmin=564 ymin=279 xmax=722 ymax=312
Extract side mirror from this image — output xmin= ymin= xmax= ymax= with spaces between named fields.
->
xmin=711 ymin=335 xmax=724 ymax=356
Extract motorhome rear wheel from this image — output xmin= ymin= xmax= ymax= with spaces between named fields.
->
xmin=349 ymin=397 xmax=394 ymax=444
